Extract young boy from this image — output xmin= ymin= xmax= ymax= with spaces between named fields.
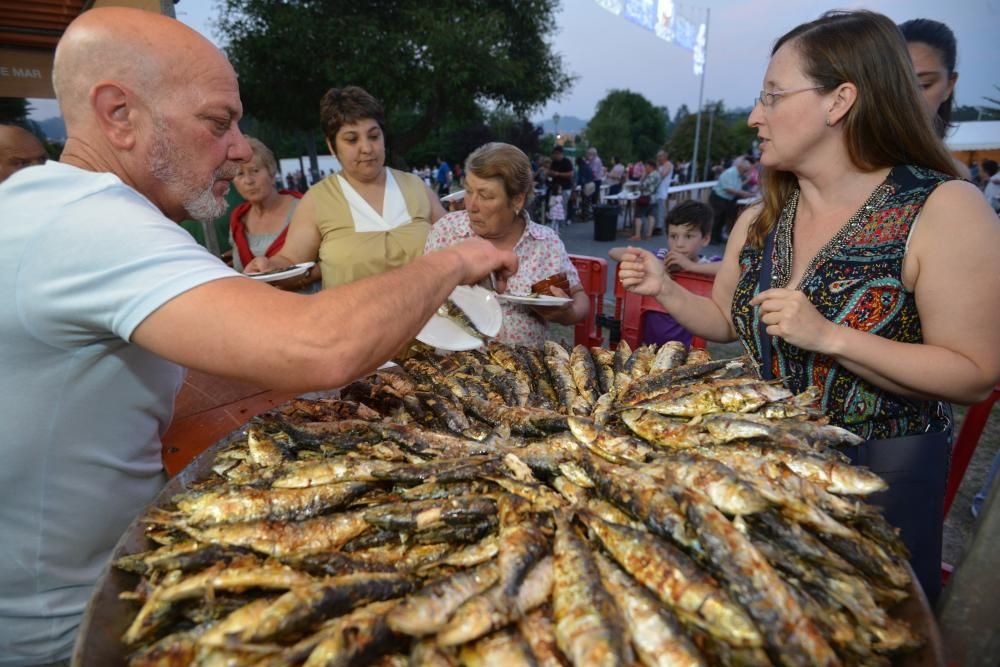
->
xmin=609 ymin=200 xmax=721 ymax=347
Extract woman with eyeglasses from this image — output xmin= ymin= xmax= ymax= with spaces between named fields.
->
xmin=618 ymin=10 xmax=1000 ymax=602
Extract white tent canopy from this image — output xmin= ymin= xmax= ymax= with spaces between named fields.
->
xmin=945 ymin=121 xmax=1000 ymax=152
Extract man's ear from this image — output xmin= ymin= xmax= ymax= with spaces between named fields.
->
xmin=91 ymin=81 xmax=138 ymax=150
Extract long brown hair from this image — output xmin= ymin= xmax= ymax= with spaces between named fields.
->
xmin=749 ymin=10 xmax=959 ymax=247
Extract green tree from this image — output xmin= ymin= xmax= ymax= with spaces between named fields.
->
xmin=668 ymin=102 xmax=751 ymax=173
xmin=585 ymin=89 xmax=667 ymax=163
xmin=0 ymin=97 xmax=31 ymax=124
xmin=216 ymin=0 xmax=573 ymax=171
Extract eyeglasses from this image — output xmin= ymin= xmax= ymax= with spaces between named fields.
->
xmin=755 ymin=86 xmax=824 ymax=109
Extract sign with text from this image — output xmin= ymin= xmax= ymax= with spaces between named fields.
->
xmin=0 ymin=49 xmax=55 ymax=98
xmin=594 ymin=0 xmax=707 ymax=76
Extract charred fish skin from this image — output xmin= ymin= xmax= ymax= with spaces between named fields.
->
xmin=552 ymin=512 xmax=632 ymax=667
xmin=171 ymin=481 xmax=373 ymax=525
xmin=246 ymin=571 xmax=416 ymax=643
xmin=678 ymin=488 xmax=840 ymax=667
xmin=181 ymin=510 xmax=371 ymax=558
xmin=458 ymin=627 xmax=538 ymax=667
xmin=297 ymin=599 xmax=401 ymax=667
xmin=593 ymin=551 xmax=706 ymax=667
xmin=570 ymin=345 xmax=601 ymax=408
xmin=590 ymin=347 xmax=616 ymax=396
xmin=651 ymin=340 xmax=688 ymax=371
xmin=441 ymin=298 xmax=487 ymax=340
xmin=436 ymin=555 xmax=554 ymax=646
xmin=645 ymin=453 xmax=769 ymax=517
xmin=544 ymin=341 xmax=580 ymax=414
xmin=409 ymin=639 xmax=458 ymax=667
xmin=618 ymin=358 xmax=734 ymax=406
xmin=123 ymin=561 xmax=313 ymax=645
xmin=362 ymin=495 xmax=498 ymax=532
xmin=497 ymin=494 xmax=551 ymax=599
xmin=387 ymin=561 xmax=501 ymax=637
xmin=611 ymin=340 xmax=633 ymax=396
xmin=113 ymin=541 xmax=254 ymax=576
xmin=567 ymin=416 xmax=654 ymax=465
xmin=518 ymin=607 xmax=568 ymax=667
xmin=579 ymin=512 xmax=761 ymax=649
xmin=578 ymin=452 xmax=695 ymax=549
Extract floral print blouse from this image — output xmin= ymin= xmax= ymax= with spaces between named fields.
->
xmin=424 ymin=210 xmax=581 ymax=348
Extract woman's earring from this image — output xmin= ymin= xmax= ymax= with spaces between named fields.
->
xmin=825 ymin=118 xmax=832 ymax=127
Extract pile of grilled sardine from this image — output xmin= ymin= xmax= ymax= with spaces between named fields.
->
xmin=115 ymin=341 xmax=922 ymax=666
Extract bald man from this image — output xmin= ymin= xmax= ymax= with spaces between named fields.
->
xmin=0 ymin=124 xmax=47 ymax=183
xmin=0 ymin=8 xmax=516 ymax=664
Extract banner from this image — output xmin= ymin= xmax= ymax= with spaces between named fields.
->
xmin=594 ymin=0 xmax=707 ymax=75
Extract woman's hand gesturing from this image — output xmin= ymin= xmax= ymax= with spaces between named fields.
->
xmin=752 ymin=288 xmax=839 ymax=353
xmin=618 ymin=247 xmax=668 ymax=298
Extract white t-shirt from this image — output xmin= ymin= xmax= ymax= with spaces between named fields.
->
xmin=0 ymin=162 xmax=237 ymax=664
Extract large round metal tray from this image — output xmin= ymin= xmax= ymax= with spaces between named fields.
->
xmin=72 ymin=424 xmax=946 ymax=666
xmin=72 ymin=427 xmax=246 ymax=667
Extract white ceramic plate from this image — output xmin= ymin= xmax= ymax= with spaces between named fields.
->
xmin=498 ymin=293 xmax=573 ymax=307
xmin=441 ymin=189 xmax=465 ymax=203
xmin=417 ymin=285 xmax=502 ymax=351
xmin=246 ymin=261 xmax=315 ymax=283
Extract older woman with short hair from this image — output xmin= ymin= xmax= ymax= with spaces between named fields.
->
xmin=246 ymin=86 xmax=446 ymax=287
xmin=425 ymin=142 xmax=588 ymax=348
xmin=230 ymin=136 xmax=320 ymax=291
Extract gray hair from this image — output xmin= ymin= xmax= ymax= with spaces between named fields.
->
xmin=465 ymin=142 xmax=534 ymax=209
xmin=244 ymin=136 xmax=278 ymax=177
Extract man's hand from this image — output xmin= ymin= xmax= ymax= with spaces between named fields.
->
xmin=618 ymin=247 xmax=669 ymax=298
xmin=443 ymin=238 xmax=518 ymax=293
xmin=752 ymin=288 xmax=838 ymax=353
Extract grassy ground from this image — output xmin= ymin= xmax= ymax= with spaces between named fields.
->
xmin=545 ymin=326 xmax=999 ymax=568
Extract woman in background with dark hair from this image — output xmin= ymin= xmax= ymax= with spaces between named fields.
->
xmin=247 ymin=86 xmax=446 ymax=287
xmin=899 ymin=18 xmax=971 ymax=179
xmin=619 ymin=10 xmax=1000 ymax=601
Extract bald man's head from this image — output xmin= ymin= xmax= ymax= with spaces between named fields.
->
xmin=0 ymin=125 xmax=47 ymax=183
xmin=51 ymin=7 xmax=251 ymax=222
xmin=54 ymin=7 xmax=229 ymax=129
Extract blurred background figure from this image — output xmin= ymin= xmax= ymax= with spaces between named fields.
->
xmin=708 ymin=156 xmax=753 ymax=244
xmin=229 ymin=137 xmax=320 ymax=291
xmin=605 ymin=155 xmax=625 ymax=195
xmin=0 ymin=124 xmax=47 ymax=184
xmin=246 ymin=86 xmax=445 ymax=287
xmin=899 ymin=18 xmax=971 ymax=180
xmin=980 ymin=158 xmax=1000 ymax=213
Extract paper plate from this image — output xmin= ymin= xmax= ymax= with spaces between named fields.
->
xmin=246 ymin=262 xmax=315 ymax=283
xmin=417 ymin=285 xmax=502 ymax=351
xmin=498 ymin=293 xmax=573 ymax=307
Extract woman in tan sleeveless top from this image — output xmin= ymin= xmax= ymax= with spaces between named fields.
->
xmin=246 ymin=86 xmax=446 ymax=287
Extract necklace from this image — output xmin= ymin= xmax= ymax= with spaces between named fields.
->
xmin=771 ymin=180 xmax=894 ymax=290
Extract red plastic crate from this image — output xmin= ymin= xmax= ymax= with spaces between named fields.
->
xmin=568 ymin=254 xmax=608 ymax=348
xmin=617 ymin=269 xmax=715 ymax=350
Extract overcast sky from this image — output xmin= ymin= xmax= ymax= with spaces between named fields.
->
xmin=29 ymin=0 xmax=998 ymax=124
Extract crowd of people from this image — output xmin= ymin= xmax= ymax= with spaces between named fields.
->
xmin=0 ymin=6 xmax=997 ymax=665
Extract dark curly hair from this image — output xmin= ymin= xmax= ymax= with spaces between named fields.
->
xmin=319 ymin=86 xmax=386 ymax=151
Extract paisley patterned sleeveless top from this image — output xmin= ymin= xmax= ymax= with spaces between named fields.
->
xmin=731 ymin=165 xmax=952 ymax=440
